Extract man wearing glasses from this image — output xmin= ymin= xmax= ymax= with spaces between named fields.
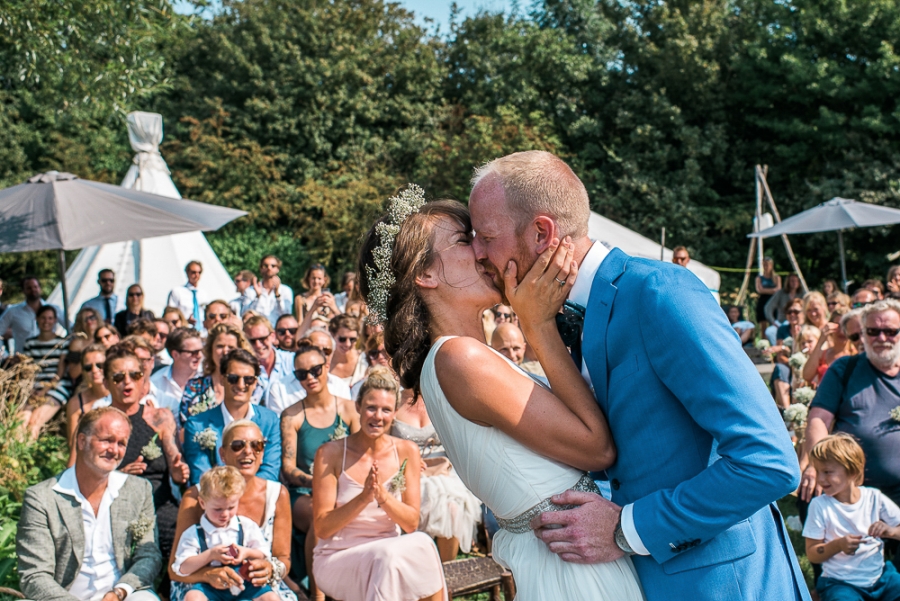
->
xmin=81 ymin=269 xmax=122 ymax=325
xmin=800 ymin=299 xmax=900 ymax=511
xmin=152 ymin=327 xmax=204 ymax=417
xmin=183 ymin=349 xmax=281 ymax=486
xmin=248 ymin=255 xmax=293 ymax=326
xmin=166 ymin=261 xmax=208 ymax=329
xmin=852 ymin=287 xmax=878 ymax=309
xmin=243 ymin=315 xmax=294 ymax=405
xmin=274 ymin=314 xmax=300 ymax=352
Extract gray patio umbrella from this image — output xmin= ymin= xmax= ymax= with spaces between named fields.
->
xmin=0 ymin=171 xmax=247 ymax=324
xmin=748 ymin=197 xmax=900 ymax=292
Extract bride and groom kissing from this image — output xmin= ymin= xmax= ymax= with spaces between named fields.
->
xmin=358 ymin=151 xmax=810 ymax=601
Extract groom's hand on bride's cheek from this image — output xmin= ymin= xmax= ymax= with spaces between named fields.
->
xmin=530 ymin=490 xmax=625 ymax=564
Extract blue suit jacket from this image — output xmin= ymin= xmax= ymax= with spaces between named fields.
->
xmin=585 ymin=249 xmax=809 ymax=601
xmin=183 ymin=403 xmax=282 ymax=486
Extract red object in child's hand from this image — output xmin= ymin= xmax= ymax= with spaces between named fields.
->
xmin=238 ymin=561 xmax=252 ymax=581
xmin=227 ymin=544 xmax=239 ymax=559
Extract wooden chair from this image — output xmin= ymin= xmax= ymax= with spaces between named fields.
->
xmin=443 ymin=556 xmax=515 ymax=600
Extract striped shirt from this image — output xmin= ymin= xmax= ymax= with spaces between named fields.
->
xmin=22 ymin=336 xmax=66 ymax=383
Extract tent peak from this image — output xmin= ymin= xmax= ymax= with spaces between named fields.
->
xmin=824 ymin=197 xmax=856 ymax=206
xmin=28 ymin=171 xmax=78 ymax=184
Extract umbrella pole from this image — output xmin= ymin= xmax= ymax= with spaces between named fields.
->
xmin=57 ymin=249 xmax=70 ymax=328
xmin=838 ymin=230 xmax=848 ymax=293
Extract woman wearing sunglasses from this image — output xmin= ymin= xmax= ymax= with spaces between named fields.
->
xmin=802 ymin=306 xmax=860 ymax=386
xmin=64 ymin=342 xmax=109 ymax=466
xmin=169 ymin=419 xmax=296 ymax=601
xmin=105 ymin=345 xmax=188 ymax=586
xmin=312 ymin=367 xmax=445 ymax=601
xmin=93 ymin=322 xmax=121 ymax=349
xmin=72 ymin=306 xmax=103 ymax=339
xmin=182 ymin=348 xmax=282 ymax=487
xmin=280 ymin=341 xmax=359 ymax=601
xmin=114 ymin=283 xmax=155 ymax=337
xmin=327 ymin=314 xmax=368 ymax=387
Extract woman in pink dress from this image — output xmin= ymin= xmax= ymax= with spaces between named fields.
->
xmin=312 ymin=367 xmax=446 ymax=601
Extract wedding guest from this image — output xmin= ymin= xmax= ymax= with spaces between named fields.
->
xmin=491 ymin=323 xmax=546 ymax=379
xmin=249 ymin=256 xmax=293 ymax=326
xmin=180 ymin=323 xmax=253 ymax=425
xmin=230 ymin=270 xmax=259 ymax=317
xmin=768 ymin=298 xmax=806 ymax=409
xmin=0 ymin=275 xmax=65 ymax=354
xmin=311 ymin=368 xmax=445 ymax=601
xmin=765 ymin=272 xmax=803 ymax=343
xmin=66 ymin=343 xmax=109 ymax=466
xmin=756 ymin=257 xmax=781 ymax=333
xmin=822 ymin=279 xmax=839 ymax=298
xmin=267 ymin=339 xmax=353 ymax=416
xmin=106 ymin=346 xmax=188 ymax=574
xmin=153 ymin=328 xmax=204 ymax=416
xmin=203 ymin=300 xmax=234 ymax=334
xmin=305 ymin=329 xmax=335 ymax=368
xmin=853 ymin=287 xmax=879 ymax=309
xmin=280 ymin=342 xmax=359 ymax=598
xmin=295 ymin=264 xmax=334 ymax=321
xmin=803 ymin=434 xmax=900 ymax=601
xmin=167 ymin=261 xmax=208 ymax=327
xmin=332 ymin=272 xmax=357 ymax=313
xmin=887 ymin=266 xmax=900 ymax=300
xmin=671 ymin=246 xmax=690 ymax=267
xmin=169 ymin=420 xmax=293 ymax=601
xmin=115 ymin=284 xmax=155 ymax=336
xmin=327 ymin=315 xmax=367 ymax=387
xmin=95 ymin=323 xmax=121 ymax=349
xmin=171 ymin=466 xmax=280 ymax=601
xmin=827 ymin=291 xmax=851 ymax=315
xmin=23 ymin=305 xmax=67 ymax=384
xmin=243 ymin=315 xmax=294 ymax=404
xmin=17 ymin=407 xmax=162 ymax=601
xmin=73 ymin=306 xmax=104 ymax=339
xmin=119 ymin=335 xmax=164 ymax=407
xmin=274 ymin=315 xmax=300 ymax=352
xmin=802 ymin=307 xmax=856 ymax=385
xmin=805 ymin=291 xmax=830 ymax=331
xmin=725 ymin=305 xmax=756 ymax=346
xmin=81 ymin=269 xmax=122 ymax=324
xmin=128 ymin=318 xmax=159 ymax=345
xmin=800 ymin=300 xmax=900 ymax=509
xmin=349 ymin=332 xmax=389 ymax=401
xmin=391 ymin=388 xmax=482 ymax=562
xmin=163 ymin=306 xmax=189 ymax=330
xmin=183 ymin=349 xmax=281 ymax=486
xmin=863 ymin=279 xmax=886 ymax=301
xmin=154 ymin=318 xmax=173 ymax=371
xmin=48 ymin=333 xmax=90 ymax=410
xmin=492 ymin=304 xmax=516 ymax=325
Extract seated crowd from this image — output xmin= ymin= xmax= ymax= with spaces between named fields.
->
xmin=13 ymin=258 xmax=506 ymax=601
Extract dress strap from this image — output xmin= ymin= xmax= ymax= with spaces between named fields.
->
xmin=78 ymin=392 xmax=85 ymax=414
xmin=392 ymin=439 xmax=400 ymax=467
xmin=341 ymin=438 xmax=347 ymax=472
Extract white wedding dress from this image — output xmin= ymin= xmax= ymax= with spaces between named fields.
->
xmin=420 ymin=337 xmax=645 ymax=601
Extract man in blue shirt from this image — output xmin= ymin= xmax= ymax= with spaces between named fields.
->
xmin=243 ymin=314 xmax=294 ymax=406
xmin=80 ymin=269 xmax=121 ymax=324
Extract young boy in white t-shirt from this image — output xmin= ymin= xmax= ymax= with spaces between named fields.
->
xmin=803 ymin=433 xmax=900 ymax=601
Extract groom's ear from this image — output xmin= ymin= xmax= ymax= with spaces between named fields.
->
xmin=532 ymin=216 xmax=558 ymax=254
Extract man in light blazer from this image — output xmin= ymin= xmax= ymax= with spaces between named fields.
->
xmin=469 ymin=151 xmax=810 ymax=601
xmin=17 ymin=407 xmax=161 ymax=601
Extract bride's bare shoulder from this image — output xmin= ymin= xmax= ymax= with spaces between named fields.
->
xmin=435 ymin=336 xmax=510 ymax=381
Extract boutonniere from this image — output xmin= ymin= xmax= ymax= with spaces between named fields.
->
xmin=329 ymin=419 xmax=348 ymax=441
xmin=140 ymin=433 xmax=162 ymax=461
xmin=891 ymin=406 xmax=900 ymax=423
xmin=193 ymin=427 xmax=219 ymax=464
xmin=385 ymin=458 xmax=408 ymax=495
xmin=127 ymin=515 xmax=154 ymax=554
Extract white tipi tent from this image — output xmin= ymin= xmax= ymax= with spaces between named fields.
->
xmin=49 ymin=112 xmax=237 ymax=317
xmin=588 ymin=211 xmax=721 ymax=302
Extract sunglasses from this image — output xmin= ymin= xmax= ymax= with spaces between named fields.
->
xmin=111 ymin=370 xmax=143 ymax=384
xmin=337 ymin=336 xmax=358 ymax=344
xmin=853 ymin=301 xmax=874 ymax=309
xmin=229 ymin=439 xmax=266 ymax=454
xmin=207 ymin=313 xmax=229 ymax=320
xmin=177 ymin=348 xmax=203 ymax=357
xmin=100 ymin=278 xmax=115 ymax=283
xmin=367 ymin=349 xmax=387 ymax=361
xmin=827 ymin=301 xmax=838 ymax=307
xmin=495 ymin=313 xmax=513 ymax=320
xmin=83 ymin=362 xmax=104 ymax=372
xmin=247 ymin=335 xmax=270 ymax=345
xmin=84 ymin=314 xmax=98 ymax=322
xmin=226 ymin=374 xmax=257 ymax=386
xmin=786 ymin=309 xmax=802 ymax=315
xmin=294 ymin=364 xmax=325 ymax=380
xmin=848 ymin=333 xmax=862 ymax=343
xmin=320 ymin=347 xmax=333 ymax=356
xmin=188 ymin=270 xmax=202 ymax=275
xmin=866 ymin=328 xmax=900 ymax=338
xmin=127 ymin=292 xmax=143 ymax=297
xmin=276 ymin=327 xmax=298 ymax=336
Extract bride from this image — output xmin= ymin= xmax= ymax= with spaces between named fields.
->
xmin=357 ymin=189 xmax=644 ymax=601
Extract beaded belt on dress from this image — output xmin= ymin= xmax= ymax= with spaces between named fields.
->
xmin=494 ymin=474 xmax=601 ymax=534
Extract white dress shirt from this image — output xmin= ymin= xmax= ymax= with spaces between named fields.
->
xmin=265 ymin=373 xmax=353 ymax=417
xmin=166 ymin=283 xmax=209 ymax=326
xmin=172 ymin=514 xmax=269 ymax=577
xmin=0 ymin=300 xmax=66 ymax=353
xmin=248 ymin=284 xmax=293 ymax=326
xmin=229 ymin=288 xmax=258 ymax=317
xmin=151 ymin=365 xmax=200 ymax=416
xmin=81 ymin=294 xmax=123 ymax=324
xmin=52 ymin=468 xmax=134 ymax=601
xmin=569 ymin=242 xmax=649 ymax=556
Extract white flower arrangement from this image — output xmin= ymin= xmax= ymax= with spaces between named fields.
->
xmin=754 ymin=339 xmax=771 ymax=350
xmin=140 ymin=433 xmax=162 ymax=461
xmin=782 ymin=337 xmax=794 ymax=350
xmin=188 ymin=394 xmax=216 ymax=416
xmin=329 ymin=419 xmax=348 ymax=441
xmin=194 ymin=426 xmax=218 ymax=450
xmin=127 ymin=514 xmax=155 ymax=553
xmin=792 ymin=386 xmax=816 ymax=406
xmin=385 ymin=458 xmax=408 ymax=495
xmin=788 ymin=352 xmax=808 ymax=370
xmin=891 ymin=406 xmax=900 ymax=423
xmin=364 ymin=184 xmax=427 ymax=325
xmin=783 ymin=403 xmax=808 ymax=427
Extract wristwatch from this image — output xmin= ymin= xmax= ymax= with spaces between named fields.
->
xmin=614 ymin=514 xmax=636 ymax=556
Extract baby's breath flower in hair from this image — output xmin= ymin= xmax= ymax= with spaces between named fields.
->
xmin=365 ymin=184 xmax=427 ymax=325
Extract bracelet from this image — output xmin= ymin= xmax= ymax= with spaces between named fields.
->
xmin=113 ymin=587 xmax=127 ymax=601
xmin=267 ymin=557 xmax=286 ymax=585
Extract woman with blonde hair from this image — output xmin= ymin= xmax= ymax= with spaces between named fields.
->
xmin=803 ymin=291 xmax=830 ymax=330
xmin=178 ymin=323 xmax=253 ymax=425
xmin=72 ymin=306 xmax=103 ymax=339
xmin=163 ymin=306 xmax=188 ymax=330
xmin=802 ymin=306 xmax=858 ymax=385
xmin=64 ymin=342 xmax=110 ymax=466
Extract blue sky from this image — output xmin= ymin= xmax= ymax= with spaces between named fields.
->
xmin=173 ymin=1 xmax=519 ymax=33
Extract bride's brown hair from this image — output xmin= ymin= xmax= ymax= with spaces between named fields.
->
xmin=358 ymin=199 xmax=470 ymax=394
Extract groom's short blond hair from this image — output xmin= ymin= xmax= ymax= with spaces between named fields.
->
xmin=471 ymin=151 xmax=591 ymax=238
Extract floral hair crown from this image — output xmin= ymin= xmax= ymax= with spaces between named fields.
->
xmin=365 ymin=184 xmax=427 ymax=325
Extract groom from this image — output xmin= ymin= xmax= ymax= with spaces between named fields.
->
xmin=469 ymin=151 xmax=810 ymax=601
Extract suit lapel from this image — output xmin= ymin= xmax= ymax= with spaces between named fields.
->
xmin=110 ymin=487 xmax=128 ymax=568
xmin=583 ymin=248 xmax=628 ymax=411
xmin=54 ymin=491 xmax=86 ymax=575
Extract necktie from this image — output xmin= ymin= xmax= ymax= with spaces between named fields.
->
xmin=556 ymin=300 xmax=586 ymax=368
xmin=104 ymin=297 xmax=113 ymax=323
xmin=191 ymin=289 xmax=201 ymax=325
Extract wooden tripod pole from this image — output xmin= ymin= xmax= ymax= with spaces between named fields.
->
xmin=756 ymin=165 xmax=809 ymax=295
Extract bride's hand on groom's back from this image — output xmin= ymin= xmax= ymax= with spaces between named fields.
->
xmin=503 ymin=237 xmax=577 ymax=331
xmin=531 ymin=490 xmax=625 ymax=565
